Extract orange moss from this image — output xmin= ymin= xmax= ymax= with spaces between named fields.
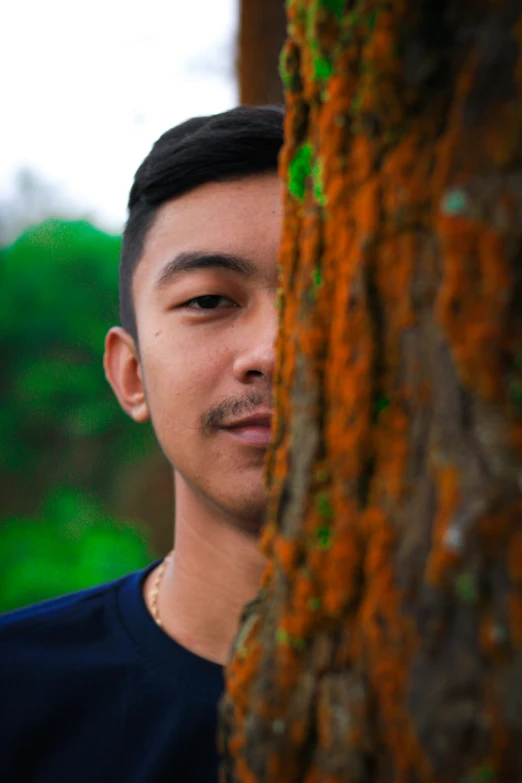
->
xmin=226 ymin=640 xmax=262 ymax=709
xmin=223 ymin=3 xmax=522 ymax=782
xmin=292 ymin=569 xmax=317 ymax=609
xmin=278 ymin=611 xmax=309 ymax=641
xmin=360 ymin=507 xmax=433 ymax=783
xmin=234 ymin=757 xmax=259 ymax=783
xmin=436 ymin=214 xmax=509 ymax=401
xmin=479 ymin=613 xmax=508 ymax=661
xmin=273 ymin=537 xmax=301 ymax=573
xmin=228 ymin=734 xmax=244 ymax=758
xmin=259 ymin=558 xmax=274 ymax=589
xmin=320 ymin=537 xmax=361 ymax=616
xmin=426 ymin=466 xmax=462 ymax=586
xmin=373 ymin=408 xmax=410 ymax=504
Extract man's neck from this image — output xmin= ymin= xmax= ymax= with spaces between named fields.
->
xmin=144 ymin=474 xmax=266 ymax=666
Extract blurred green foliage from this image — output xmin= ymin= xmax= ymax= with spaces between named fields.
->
xmin=0 ymin=489 xmax=151 ymax=612
xmin=0 ymin=219 xmax=160 ymax=610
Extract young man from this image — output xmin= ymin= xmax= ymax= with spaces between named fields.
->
xmin=0 ymin=105 xmax=284 ymax=782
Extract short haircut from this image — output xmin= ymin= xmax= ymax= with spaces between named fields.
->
xmin=119 ymin=104 xmax=285 ymax=342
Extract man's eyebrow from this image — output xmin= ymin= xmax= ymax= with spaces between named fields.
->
xmin=154 ymin=251 xmax=257 ymax=290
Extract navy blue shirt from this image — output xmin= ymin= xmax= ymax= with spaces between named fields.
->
xmin=0 ymin=564 xmax=224 ymax=782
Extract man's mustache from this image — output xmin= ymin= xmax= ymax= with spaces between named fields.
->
xmin=201 ymin=391 xmax=272 ymax=435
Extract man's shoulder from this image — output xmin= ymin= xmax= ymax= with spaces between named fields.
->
xmin=1 ymin=576 xmax=118 ymax=633
xmin=0 ymin=580 xmax=113 ymax=632
xmin=0 ymin=566 xmax=151 ymax=654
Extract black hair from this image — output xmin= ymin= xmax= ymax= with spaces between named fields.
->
xmin=119 ymin=104 xmax=285 ymax=342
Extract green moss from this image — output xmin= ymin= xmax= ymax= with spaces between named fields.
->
xmin=279 ymin=49 xmax=293 ymax=90
xmin=292 ymin=636 xmax=307 ymax=651
xmin=464 ymin=765 xmax=496 ymax=783
xmin=305 ymin=5 xmax=317 ymax=48
xmin=288 ymin=143 xmax=314 ymax=201
xmin=454 ymin=571 xmax=479 ymax=604
xmin=312 ymin=160 xmax=326 ymax=206
xmin=308 ymin=596 xmax=322 ymax=611
xmin=441 ymin=188 xmax=469 ymax=217
xmin=318 ymin=0 xmax=344 ymax=21
xmin=276 ymin=628 xmax=290 ymax=644
xmin=345 ymin=10 xmax=362 ymax=31
xmin=308 ymin=261 xmax=325 ymax=299
xmin=375 ymin=394 xmax=390 ymax=413
xmin=275 ymin=286 xmax=284 ymax=309
xmin=314 ymin=468 xmax=331 ymax=483
xmin=316 ymin=526 xmax=332 ymax=550
xmin=305 ymin=4 xmax=334 ymax=83
xmin=276 ymin=627 xmax=306 ymax=650
xmin=288 ymin=1 xmax=307 ymax=37
xmin=316 ymin=492 xmax=334 ymax=518
xmin=351 ymin=90 xmax=364 ymax=115
xmin=367 ymin=10 xmax=377 ymax=32
xmin=313 ymin=55 xmax=333 ymax=81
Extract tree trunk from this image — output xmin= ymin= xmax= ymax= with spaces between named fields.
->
xmin=222 ymin=1 xmax=522 ymax=781
xmin=237 ymin=0 xmax=286 ymax=105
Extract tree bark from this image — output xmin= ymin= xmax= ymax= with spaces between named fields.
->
xmin=222 ymin=1 xmax=522 ymax=781
xmin=237 ymin=0 xmax=286 ymax=105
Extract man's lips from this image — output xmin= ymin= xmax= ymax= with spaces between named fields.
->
xmin=220 ymin=412 xmax=273 ymax=446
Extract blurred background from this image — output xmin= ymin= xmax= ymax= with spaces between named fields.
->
xmin=1 ymin=0 xmax=285 ymax=611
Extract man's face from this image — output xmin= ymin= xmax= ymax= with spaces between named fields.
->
xmin=129 ymin=174 xmax=281 ymax=531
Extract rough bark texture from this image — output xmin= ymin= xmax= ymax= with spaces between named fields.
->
xmin=222 ymin=1 xmax=522 ymax=781
xmin=237 ymin=0 xmax=287 ymax=105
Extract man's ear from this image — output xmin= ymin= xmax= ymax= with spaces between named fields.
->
xmin=103 ymin=327 xmax=150 ymax=423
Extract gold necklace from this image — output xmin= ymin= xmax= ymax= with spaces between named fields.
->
xmin=149 ymin=550 xmax=174 ymax=627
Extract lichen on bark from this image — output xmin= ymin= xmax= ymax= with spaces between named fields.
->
xmin=220 ymin=1 xmax=522 ymax=781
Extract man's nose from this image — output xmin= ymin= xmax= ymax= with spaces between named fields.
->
xmin=232 ymin=301 xmax=277 ymax=385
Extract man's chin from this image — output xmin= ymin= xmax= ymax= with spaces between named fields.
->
xmin=220 ymin=494 xmax=267 ymax=537
xmin=175 ymin=467 xmax=268 ymax=533
xmin=233 ymin=514 xmax=266 ymax=537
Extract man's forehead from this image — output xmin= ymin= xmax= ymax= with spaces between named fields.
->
xmin=133 ymin=174 xmax=282 ymax=294
xmin=154 ymin=174 xmax=281 ymax=220
xmin=153 ymin=251 xmax=278 ymax=291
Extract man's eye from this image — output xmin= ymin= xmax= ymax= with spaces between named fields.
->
xmin=183 ymin=295 xmax=237 ymax=310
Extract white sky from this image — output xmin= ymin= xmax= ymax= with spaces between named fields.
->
xmin=0 ymin=0 xmax=237 ymax=233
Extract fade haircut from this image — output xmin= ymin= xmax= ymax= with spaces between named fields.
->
xmin=119 ymin=104 xmax=285 ymax=342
